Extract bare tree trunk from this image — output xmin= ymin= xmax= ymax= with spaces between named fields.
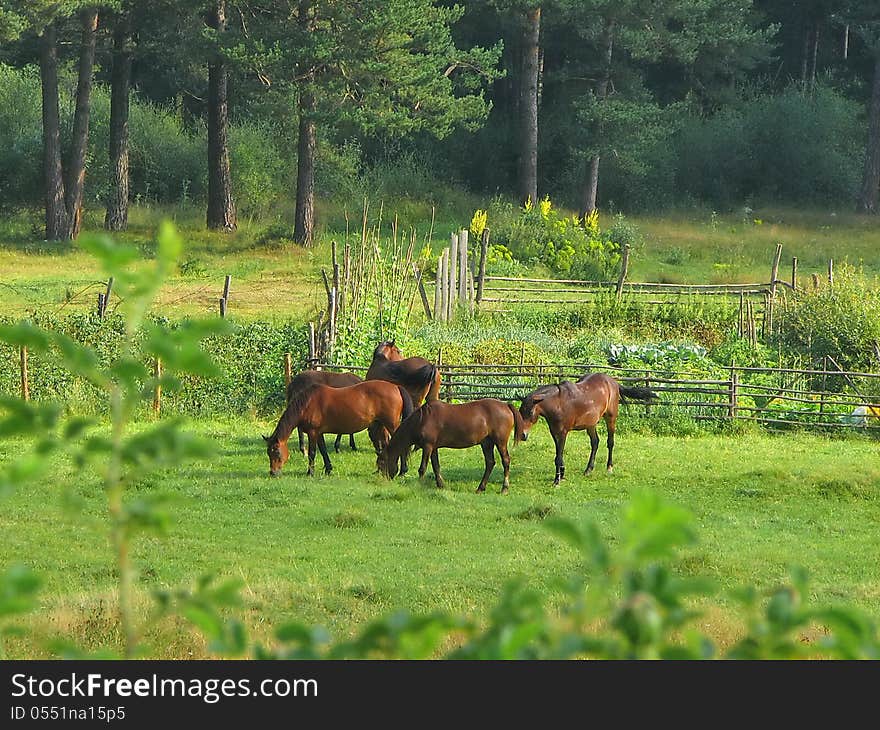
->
xmin=65 ymin=8 xmax=99 ymax=240
xmin=293 ymin=87 xmax=316 ymax=246
xmin=809 ymin=22 xmax=820 ymax=91
xmin=518 ymin=6 xmax=540 ymax=206
xmin=105 ymin=14 xmax=132 ymax=231
xmin=39 ymin=22 xmax=69 ymax=241
xmin=206 ymin=0 xmax=237 ymax=231
xmin=858 ymin=52 xmax=880 ymax=214
xmin=579 ymin=18 xmax=614 ymax=220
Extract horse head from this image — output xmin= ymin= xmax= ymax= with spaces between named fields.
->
xmin=373 ymin=340 xmax=402 ymax=362
xmin=264 ymin=434 xmax=289 ymax=477
xmin=519 ymin=385 xmax=559 ymax=438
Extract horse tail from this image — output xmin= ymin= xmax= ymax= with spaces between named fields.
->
xmin=398 ymin=385 xmax=415 ymax=422
xmin=619 ymin=385 xmax=659 ymax=403
xmin=507 ymin=402 xmax=525 ymax=445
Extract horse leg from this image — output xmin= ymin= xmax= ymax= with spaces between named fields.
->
xmin=604 ymin=412 xmax=616 ymax=473
xmin=476 ymin=439 xmax=495 ymax=493
xmin=418 ymin=444 xmax=431 ymax=479
xmin=430 ymin=447 xmax=445 ymax=489
xmin=584 ymin=425 xmax=600 ymax=475
xmin=349 ymin=434 xmax=357 ymax=451
xmin=306 ymin=432 xmax=317 ymax=476
xmin=317 ymin=434 xmax=332 ymax=475
xmin=334 ymin=434 xmax=343 ymax=453
xmin=551 ymin=428 xmax=568 ymax=485
xmin=298 ymin=428 xmax=306 ymax=455
xmin=496 ymin=439 xmax=511 ymax=494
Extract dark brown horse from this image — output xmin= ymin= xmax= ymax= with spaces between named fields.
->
xmin=519 ymin=373 xmax=657 ymax=485
xmin=366 ymin=340 xmax=441 ymax=405
xmin=286 ymin=370 xmax=363 ymax=454
xmin=265 ymin=380 xmax=413 ymax=477
xmin=381 ymin=399 xmax=524 ymax=494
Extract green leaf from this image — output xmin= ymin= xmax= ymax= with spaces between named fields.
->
xmin=0 ymin=564 xmax=41 ymax=617
xmin=0 ymin=322 xmax=51 ymax=351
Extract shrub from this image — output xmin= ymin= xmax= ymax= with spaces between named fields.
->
xmin=775 ymin=264 xmax=880 ymax=374
xmin=485 ymin=197 xmax=623 ymax=280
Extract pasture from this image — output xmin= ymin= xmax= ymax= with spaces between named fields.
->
xmin=2 ymin=419 xmax=879 ymax=658
xmin=2 ymin=204 xmax=880 ymax=319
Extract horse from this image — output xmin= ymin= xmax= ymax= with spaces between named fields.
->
xmin=381 ymin=399 xmax=525 ymax=494
xmin=366 ymin=340 xmax=441 ymax=405
xmin=519 ymin=373 xmax=657 ymax=485
xmin=286 ymin=370 xmax=363 ymax=454
xmin=264 ymin=380 xmax=413 ymax=477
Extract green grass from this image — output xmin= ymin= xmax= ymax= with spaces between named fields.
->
xmin=3 ymin=202 xmax=880 ymax=320
xmin=630 ymin=206 xmax=880 ymax=284
xmin=2 ymin=418 xmax=879 ymax=658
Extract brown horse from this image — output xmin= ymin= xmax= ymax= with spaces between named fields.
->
xmin=519 ymin=373 xmax=657 ymax=485
xmin=366 ymin=340 xmax=441 ymax=405
xmin=286 ymin=370 xmax=363 ymax=454
xmin=381 ymin=399 xmax=525 ymax=494
xmin=264 ymin=380 xmax=413 ymax=477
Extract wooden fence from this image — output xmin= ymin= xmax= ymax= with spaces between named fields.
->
xmin=306 ymin=359 xmax=880 ymax=432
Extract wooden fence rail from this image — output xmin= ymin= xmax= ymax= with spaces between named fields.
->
xmin=307 ymin=360 xmax=880 ymax=432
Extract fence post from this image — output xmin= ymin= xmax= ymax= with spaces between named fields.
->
xmin=728 ymin=364 xmax=738 ymax=419
xmin=811 ymin=273 xmax=820 ymax=290
xmin=616 ymin=243 xmax=631 ymax=301
xmin=308 ymin=322 xmax=316 ymax=367
xmin=828 ymin=259 xmax=834 ymax=288
xmin=458 ymin=229 xmax=469 ymax=301
xmin=791 ymin=257 xmax=798 ymax=291
xmin=448 ymin=233 xmax=459 ymax=318
xmin=414 ymin=264 xmax=432 ymax=320
xmin=432 ymin=259 xmax=442 ymax=322
xmin=97 ymin=293 xmax=105 ymax=318
xmin=644 ymin=370 xmax=651 ymax=416
xmin=769 ymin=243 xmax=782 ymax=295
xmin=476 ymin=228 xmax=489 ymax=304
xmin=738 ymin=292 xmax=744 ymax=337
xmin=328 ymin=288 xmax=337 ymax=361
xmin=102 ymin=277 xmax=114 ymax=316
xmin=439 ymin=250 xmax=449 ymax=323
xmin=284 ymin=352 xmax=292 ymax=386
xmin=19 ymin=345 xmax=29 ymax=402
xmin=152 ymin=357 xmax=162 ymax=414
xmin=219 ymin=297 xmax=227 ymax=318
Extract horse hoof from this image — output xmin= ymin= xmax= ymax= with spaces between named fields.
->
xmin=606 ymin=466 xmax=613 ymax=474
xmin=585 ymin=468 xmax=594 ymax=476
xmin=501 ymin=487 xmax=509 ymax=495
xmin=324 ymin=468 xmax=332 ymax=476
xmin=476 ymin=486 xmax=485 ymax=493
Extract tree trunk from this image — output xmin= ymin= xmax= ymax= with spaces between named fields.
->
xmin=858 ymin=52 xmax=880 ymax=214
xmin=293 ymin=88 xmax=316 ymax=246
xmin=579 ymin=18 xmax=614 ymax=220
xmin=517 ymin=6 xmax=540 ymax=206
xmin=206 ymin=0 xmax=237 ymax=231
xmin=39 ymin=23 xmax=69 ymax=241
xmin=65 ymin=8 xmax=99 ymax=240
xmin=105 ymin=14 xmax=132 ymax=231
xmin=809 ymin=23 xmax=820 ymax=91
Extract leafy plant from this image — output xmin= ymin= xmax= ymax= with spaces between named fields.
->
xmin=0 ymin=222 xmax=231 ymax=657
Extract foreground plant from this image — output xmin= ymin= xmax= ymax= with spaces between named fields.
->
xmin=0 ymin=222 xmax=231 ymax=657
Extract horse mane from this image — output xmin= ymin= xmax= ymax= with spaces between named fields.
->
xmin=272 ymin=383 xmax=319 ymax=442
xmin=372 ymin=340 xmax=394 ymax=362
xmin=381 ymin=360 xmax=436 ymax=388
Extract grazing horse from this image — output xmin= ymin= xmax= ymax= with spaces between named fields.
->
xmin=366 ymin=340 xmax=441 ymax=405
xmin=381 ymin=399 xmax=525 ymax=494
xmin=286 ymin=370 xmax=363 ymax=454
xmin=264 ymin=380 xmax=413 ymax=477
xmin=519 ymin=373 xmax=657 ymax=485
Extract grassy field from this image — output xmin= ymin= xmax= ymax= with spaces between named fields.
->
xmin=2 ymin=203 xmax=879 ymax=320
xmin=2 ymin=418 xmax=879 ymax=658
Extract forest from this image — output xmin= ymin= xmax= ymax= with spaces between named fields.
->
xmin=1 ymin=1 xmax=880 ymax=244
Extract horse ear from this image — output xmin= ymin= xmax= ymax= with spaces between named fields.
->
xmin=530 ymin=393 xmax=546 ymax=403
